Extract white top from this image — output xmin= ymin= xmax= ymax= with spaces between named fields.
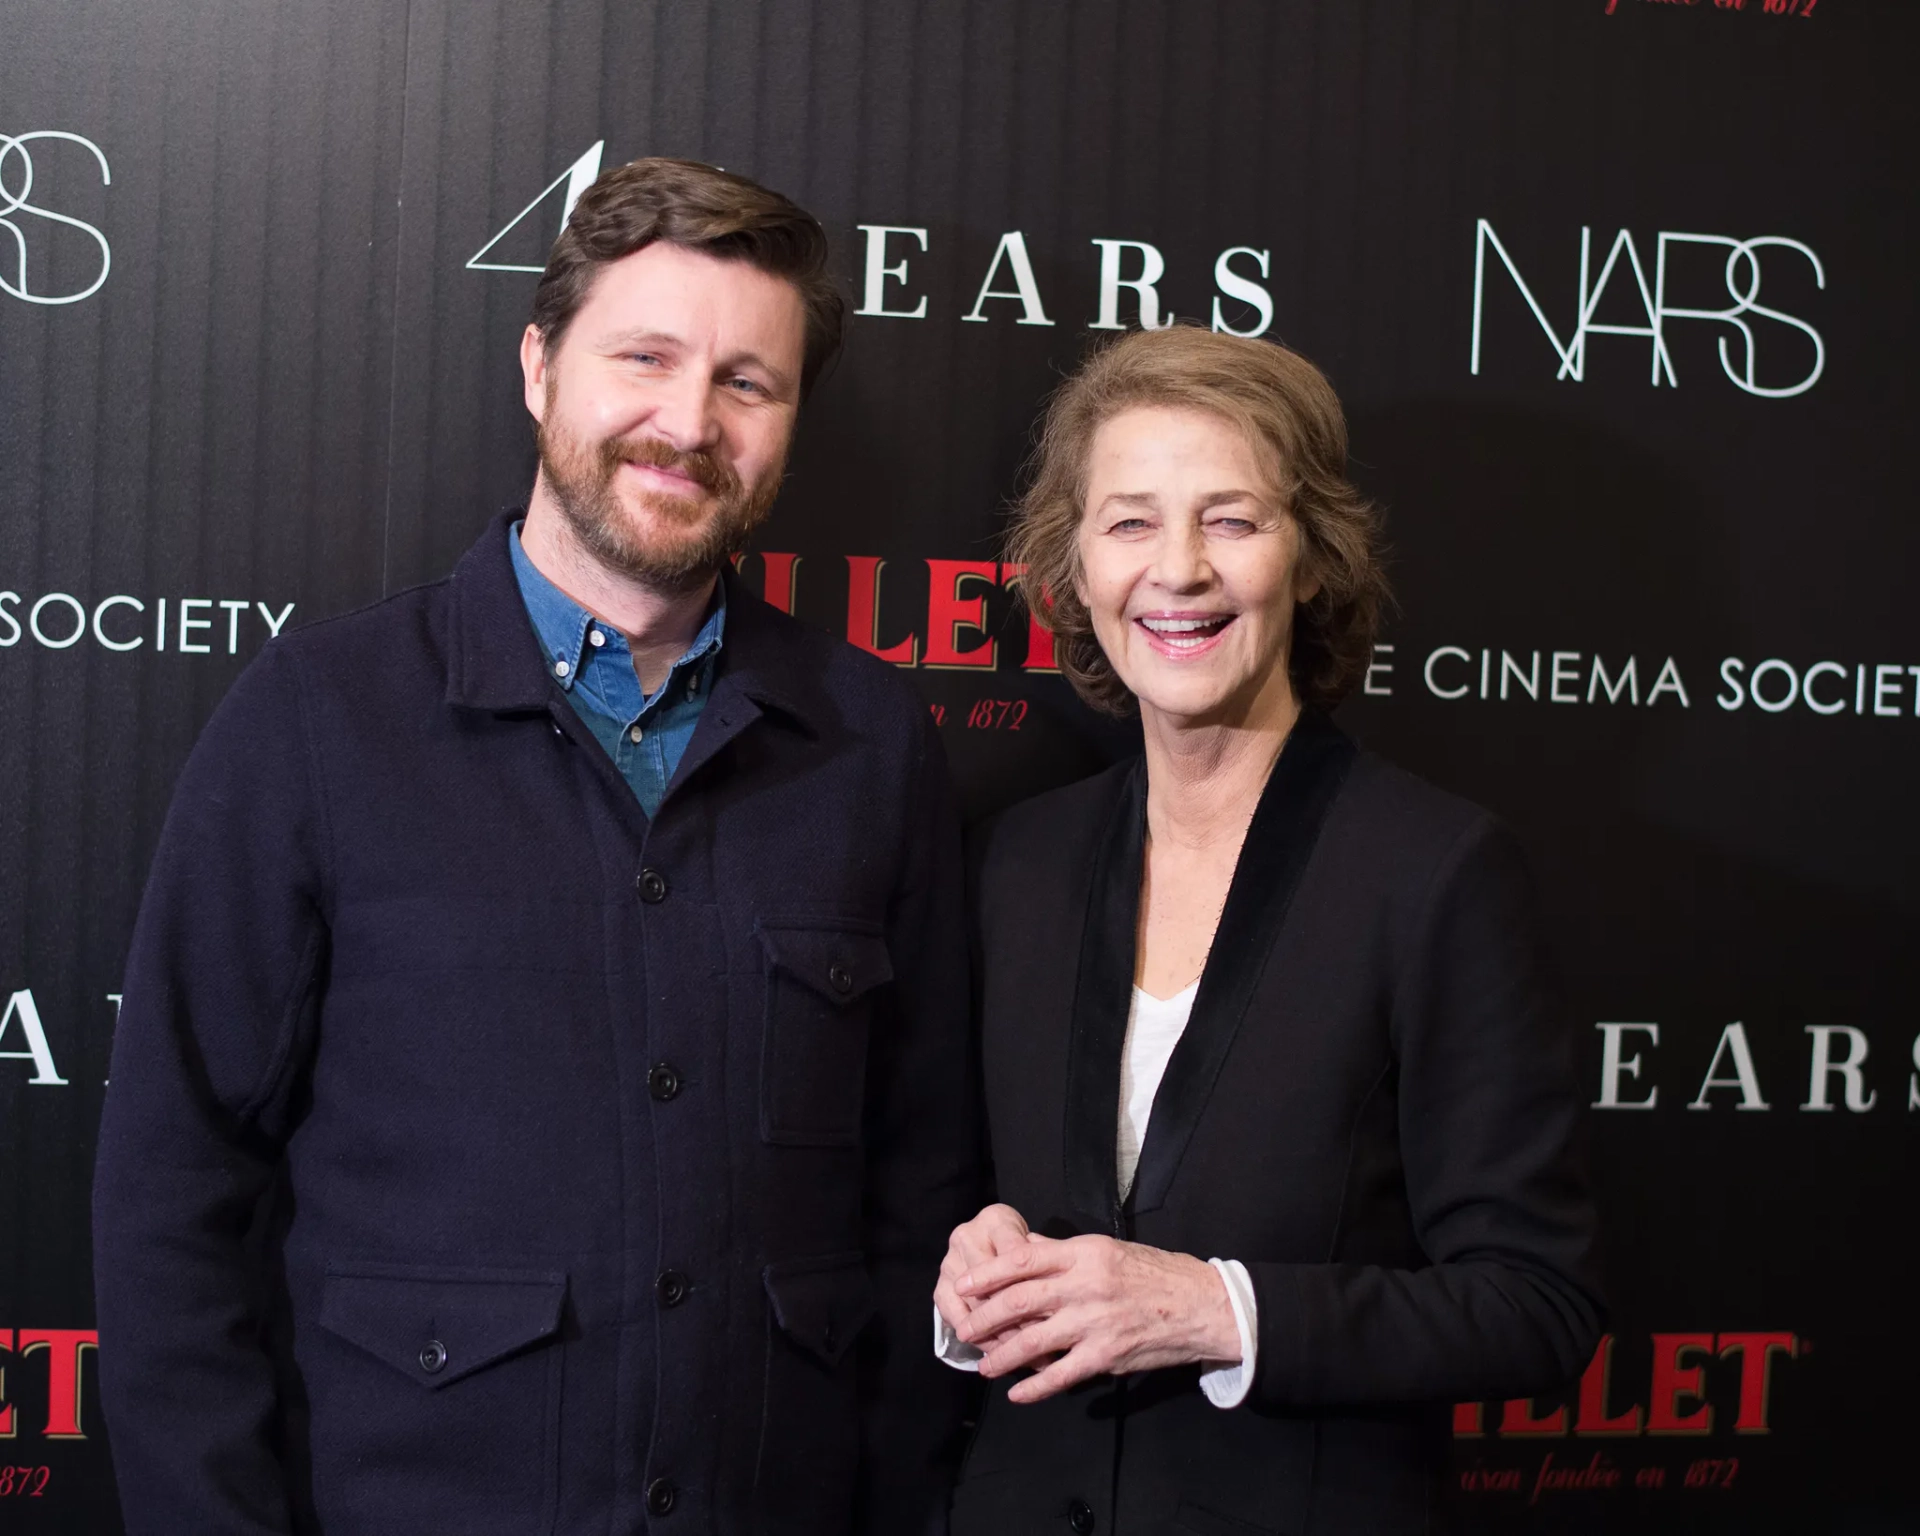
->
xmin=933 ymin=983 xmax=1260 ymax=1409
xmin=1118 ymin=980 xmax=1200 ymax=1197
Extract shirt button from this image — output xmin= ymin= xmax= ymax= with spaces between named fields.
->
xmin=637 ymin=868 xmax=668 ymax=904
xmin=419 ymin=1340 xmax=447 ymax=1375
xmin=1067 ymin=1499 xmax=1095 ymax=1534
xmin=656 ymin=1269 xmax=690 ymax=1308
xmin=630 ymin=724 xmax=644 ymax=744
xmin=648 ymin=1063 xmax=681 ymax=1101
xmin=828 ymin=963 xmax=853 ymax=996
xmin=553 ymin=658 xmax=570 ymax=678
xmin=687 ymin=673 xmax=700 ymax=697
xmin=645 ymin=1477 xmax=677 ymax=1516
xmin=588 ymin=628 xmax=606 ymax=648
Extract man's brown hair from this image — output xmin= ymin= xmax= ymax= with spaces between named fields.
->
xmin=1007 ymin=325 xmax=1389 ymax=715
xmin=530 ymin=156 xmax=844 ymax=397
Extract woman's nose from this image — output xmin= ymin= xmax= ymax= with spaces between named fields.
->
xmin=1151 ymin=525 xmax=1212 ymax=591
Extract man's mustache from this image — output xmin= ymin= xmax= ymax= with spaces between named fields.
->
xmin=598 ymin=434 xmax=739 ymax=497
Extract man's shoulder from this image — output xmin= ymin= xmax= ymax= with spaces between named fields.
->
xmin=271 ymin=577 xmax=453 ymax=673
xmin=199 ymin=580 xmax=454 ymax=740
xmin=727 ymin=590 xmax=935 ymax=740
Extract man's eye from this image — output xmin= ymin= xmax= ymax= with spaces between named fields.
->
xmin=626 ymin=353 xmax=663 ymax=367
xmin=726 ymin=377 xmax=765 ymax=395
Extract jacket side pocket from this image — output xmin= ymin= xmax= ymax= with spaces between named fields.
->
xmin=311 ymin=1261 xmax=567 ymax=1536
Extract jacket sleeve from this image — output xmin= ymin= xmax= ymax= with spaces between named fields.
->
xmin=92 ymin=643 xmax=329 ymax=1533
xmin=855 ymin=709 xmax=984 ymax=1534
xmin=1246 ymin=814 xmax=1604 ymax=1410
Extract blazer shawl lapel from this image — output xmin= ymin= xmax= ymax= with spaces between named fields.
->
xmin=1061 ymin=712 xmax=1357 ymax=1229
xmin=1130 ymin=710 xmax=1355 ymax=1214
xmin=1061 ymin=760 xmax=1148 ymax=1233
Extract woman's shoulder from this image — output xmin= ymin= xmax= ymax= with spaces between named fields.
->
xmin=970 ymin=758 xmax=1137 ymax=888
xmin=1327 ymin=741 xmax=1524 ymax=892
xmin=1340 ymin=745 xmax=1491 ymax=833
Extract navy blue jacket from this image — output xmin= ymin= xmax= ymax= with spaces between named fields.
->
xmin=93 ymin=513 xmax=981 ymax=1535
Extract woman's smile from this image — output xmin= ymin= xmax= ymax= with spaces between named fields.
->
xmin=1134 ymin=610 xmax=1237 ymax=657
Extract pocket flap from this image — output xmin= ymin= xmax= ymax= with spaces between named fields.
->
xmin=1171 ymin=1495 xmax=1289 ymax=1536
xmin=757 ymin=922 xmax=893 ymax=1005
xmin=319 ymin=1262 xmax=566 ymax=1390
xmin=762 ymin=1252 xmax=875 ymax=1368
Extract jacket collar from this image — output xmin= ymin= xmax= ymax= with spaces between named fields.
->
xmin=1060 ymin=709 xmax=1357 ymax=1230
xmin=444 ymin=510 xmax=819 ymax=732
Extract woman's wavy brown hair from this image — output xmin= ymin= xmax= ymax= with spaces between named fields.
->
xmin=1006 ymin=324 xmax=1389 ymax=716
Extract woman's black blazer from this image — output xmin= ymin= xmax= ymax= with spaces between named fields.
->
xmin=953 ymin=712 xmax=1603 ymax=1536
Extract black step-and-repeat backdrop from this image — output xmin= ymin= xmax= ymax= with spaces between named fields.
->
xmin=3 ymin=1 xmax=1914 ymax=1530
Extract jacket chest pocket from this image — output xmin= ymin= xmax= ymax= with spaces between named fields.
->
xmin=757 ymin=920 xmax=892 ymax=1147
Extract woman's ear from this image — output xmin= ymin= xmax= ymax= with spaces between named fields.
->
xmin=1290 ymin=515 xmax=1324 ymax=606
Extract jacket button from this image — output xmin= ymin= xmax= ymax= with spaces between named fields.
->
xmin=827 ymin=963 xmax=853 ymax=995
xmin=418 ymin=1340 xmax=447 ymax=1374
xmin=636 ymin=868 xmax=668 ymax=903
xmin=645 ymin=1477 xmax=677 ymax=1515
xmin=647 ymin=1063 xmax=682 ymax=1101
xmin=656 ymin=1269 xmax=690 ymax=1308
xmin=1067 ymin=1499 xmax=1095 ymax=1534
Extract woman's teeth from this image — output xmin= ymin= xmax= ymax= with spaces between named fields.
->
xmin=1140 ymin=616 xmax=1231 ymax=649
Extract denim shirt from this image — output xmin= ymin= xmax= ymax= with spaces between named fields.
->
xmin=510 ymin=523 xmax=724 ymax=817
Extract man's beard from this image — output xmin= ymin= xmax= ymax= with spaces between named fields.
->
xmin=535 ymin=408 xmax=784 ymax=594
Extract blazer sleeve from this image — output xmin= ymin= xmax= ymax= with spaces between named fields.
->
xmin=92 ymin=643 xmax=329 ymax=1534
xmin=1245 ymin=813 xmax=1604 ymax=1410
xmin=854 ymin=709 xmax=984 ymax=1533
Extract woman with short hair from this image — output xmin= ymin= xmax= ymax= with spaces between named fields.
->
xmin=935 ymin=326 xmax=1603 ymax=1534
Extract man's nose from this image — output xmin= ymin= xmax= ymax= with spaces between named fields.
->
xmin=646 ymin=366 xmax=722 ymax=453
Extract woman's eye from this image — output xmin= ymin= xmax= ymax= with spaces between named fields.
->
xmin=1107 ymin=517 xmax=1152 ymax=534
xmin=1208 ymin=516 xmax=1257 ymax=534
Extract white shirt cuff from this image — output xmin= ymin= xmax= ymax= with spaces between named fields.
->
xmin=933 ymin=1303 xmax=983 ymax=1371
xmin=1199 ymin=1258 xmax=1258 ymax=1409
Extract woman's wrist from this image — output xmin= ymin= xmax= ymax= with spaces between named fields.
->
xmin=1180 ymin=1250 xmax=1244 ymax=1364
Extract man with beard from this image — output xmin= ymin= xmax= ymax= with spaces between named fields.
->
xmin=93 ymin=158 xmax=978 ymax=1536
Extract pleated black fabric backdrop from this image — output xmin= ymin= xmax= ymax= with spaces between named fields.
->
xmin=2 ymin=2 xmax=1914 ymax=1530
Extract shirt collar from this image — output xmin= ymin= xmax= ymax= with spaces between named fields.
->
xmin=509 ymin=522 xmax=727 ymax=705
xmin=448 ymin=511 xmax=811 ymax=730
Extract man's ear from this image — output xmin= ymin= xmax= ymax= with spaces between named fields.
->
xmin=520 ymin=325 xmax=550 ymax=423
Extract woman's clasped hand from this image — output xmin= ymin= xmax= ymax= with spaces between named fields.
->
xmin=935 ymin=1205 xmax=1240 ymax=1403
